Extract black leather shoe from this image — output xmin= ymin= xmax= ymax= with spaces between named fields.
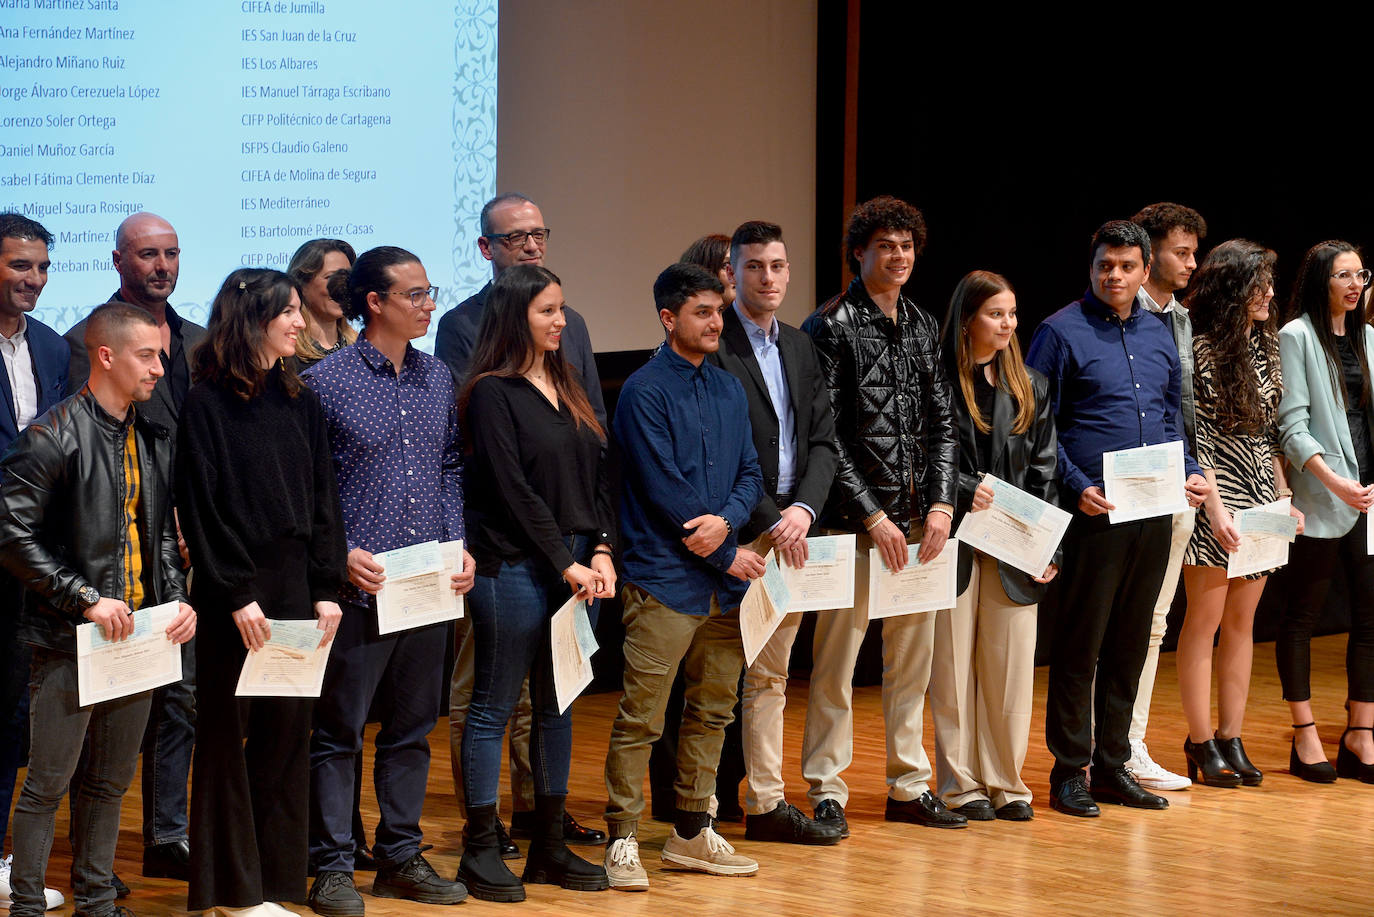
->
xmin=112 ymin=871 xmax=131 ymax=899
xmin=142 ymin=838 xmax=191 ymax=880
xmin=995 ymin=800 xmax=1034 ymax=821
xmin=1289 ymin=722 xmax=1337 ymax=783
xmin=951 ymin=799 xmax=996 ymax=821
xmin=353 ymin=841 xmax=378 ymax=871
xmin=745 ymin=801 xmax=843 ymax=845
xmin=884 ymin=791 xmax=968 ymax=828
xmin=1048 ymin=774 xmax=1099 ymax=817
xmin=307 ymin=870 xmax=365 ymax=917
xmin=563 ymin=811 xmax=607 ymax=845
xmin=813 ymin=798 xmax=849 ymax=838
xmin=1215 ymin=734 xmax=1263 ymax=786
xmin=1336 ymin=726 xmax=1374 ymax=784
xmin=373 ymin=852 xmax=468 ymax=905
xmin=1090 ymin=766 xmax=1169 ymax=809
xmin=1183 ymin=738 xmax=1242 ymax=787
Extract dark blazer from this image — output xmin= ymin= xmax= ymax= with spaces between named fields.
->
xmin=65 ymin=297 xmax=207 ymax=435
xmin=710 ymin=305 xmax=838 ymax=543
xmin=0 ymin=316 xmax=69 ymax=454
xmin=951 ymin=367 xmax=1060 ymax=606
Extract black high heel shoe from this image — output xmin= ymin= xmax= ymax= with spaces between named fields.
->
xmin=1183 ymin=738 xmax=1242 ymax=787
xmin=1336 ymin=726 xmax=1374 ymax=784
xmin=1289 ymin=722 xmax=1337 ymax=783
xmin=1215 ymin=733 xmax=1263 ymax=786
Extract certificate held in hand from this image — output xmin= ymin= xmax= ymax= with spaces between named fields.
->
xmin=1102 ymin=440 xmax=1189 ymax=524
xmin=866 ymin=539 xmax=958 ymax=620
xmin=76 ymin=601 xmax=183 ymax=707
xmin=373 ymin=539 xmax=465 ymax=635
xmin=954 ymin=474 xmax=1070 ymax=578
xmin=778 ymin=534 xmax=856 ymax=613
xmin=739 ymin=550 xmax=792 ymax=666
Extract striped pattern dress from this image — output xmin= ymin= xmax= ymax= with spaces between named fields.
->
xmin=1184 ymin=330 xmax=1283 ymax=578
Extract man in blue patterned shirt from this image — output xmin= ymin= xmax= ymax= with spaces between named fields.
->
xmin=302 ymin=246 xmax=475 ymax=915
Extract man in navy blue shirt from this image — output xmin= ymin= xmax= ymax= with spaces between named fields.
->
xmin=602 ymin=263 xmax=764 ymax=891
xmin=1026 ymin=221 xmax=1209 ymax=818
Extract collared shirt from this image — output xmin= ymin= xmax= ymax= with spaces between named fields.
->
xmin=733 ymin=300 xmax=797 ymax=493
xmin=1137 ymin=286 xmax=1197 ymax=454
xmin=120 ymin=421 xmax=145 ymax=609
xmin=303 ymin=337 xmax=464 ymax=605
xmin=1026 ymin=289 xmax=1202 ymax=500
xmin=613 ymin=346 xmax=762 ymax=615
xmin=0 ymin=314 xmax=37 ymax=430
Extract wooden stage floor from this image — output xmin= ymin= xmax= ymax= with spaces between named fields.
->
xmin=16 ymin=633 xmax=1374 ymax=916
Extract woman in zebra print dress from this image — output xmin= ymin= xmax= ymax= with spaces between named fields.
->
xmin=1177 ymin=240 xmax=1304 ymax=787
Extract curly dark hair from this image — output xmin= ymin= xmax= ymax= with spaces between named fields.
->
xmin=1131 ymin=202 xmax=1208 ymax=248
xmin=1184 ymin=240 xmax=1279 ymax=434
xmin=844 ymin=195 xmax=927 ymax=275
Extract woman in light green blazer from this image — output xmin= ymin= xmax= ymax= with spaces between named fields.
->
xmin=1276 ymin=239 xmax=1374 ymax=784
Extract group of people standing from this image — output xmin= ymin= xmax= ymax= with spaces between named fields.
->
xmin=0 ymin=190 xmax=1371 ymax=917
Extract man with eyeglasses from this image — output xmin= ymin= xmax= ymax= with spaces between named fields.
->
xmin=304 ymin=246 xmax=474 ymax=914
xmin=436 ymin=193 xmax=607 ymax=856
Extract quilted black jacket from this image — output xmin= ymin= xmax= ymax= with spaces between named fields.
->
xmin=803 ymin=277 xmax=959 ymax=533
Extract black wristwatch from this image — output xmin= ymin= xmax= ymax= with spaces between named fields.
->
xmin=77 ymin=585 xmax=100 ymax=608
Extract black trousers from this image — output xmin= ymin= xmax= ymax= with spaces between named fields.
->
xmin=1276 ymin=517 xmax=1374 ymax=703
xmin=1046 ymin=512 xmax=1172 ymax=782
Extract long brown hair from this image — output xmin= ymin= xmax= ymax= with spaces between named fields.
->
xmin=194 ymin=268 xmax=303 ymax=400
xmin=940 ymin=270 xmax=1035 ymax=435
xmin=287 ymin=238 xmax=358 ymax=361
xmin=1184 ymin=240 xmax=1280 ymax=434
xmin=459 ymin=264 xmax=603 ymax=441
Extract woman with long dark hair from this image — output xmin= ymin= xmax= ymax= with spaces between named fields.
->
xmin=456 ymin=263 xmax=613 ymax=900
xmin=1276 ymin=240 xmax=1374 ymax=783
xmin=177 ymin=268 xmax=346 ymax=913
xmin=681 ymin=233 xmax=735 ymax=307
xmin=286 ymin=238 xmax=358 ymax=367
xmin=1176 ymin=241 xmax=1302 ymax=787
xmin=930 ymin=270 xmax=1058 ymax=822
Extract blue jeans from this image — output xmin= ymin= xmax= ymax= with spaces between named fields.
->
xmin=461 ymin=536 xmax=592 ymax=808
xmin=10 ymin=650 xmax=150 ymax=917
xmin=309 ymin=601 xmax=447 ymax=872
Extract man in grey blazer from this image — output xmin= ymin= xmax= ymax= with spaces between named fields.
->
xmin=64 ymin=211 xmax=205 ymax=883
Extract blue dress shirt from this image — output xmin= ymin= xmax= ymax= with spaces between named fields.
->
xmin=613 ymin=346 xmax=763 ymax=615
xmin=303 ymin=337 xmax=465 ymax=605
xmin=1025 ymin=290 xmax=1202 ymax=502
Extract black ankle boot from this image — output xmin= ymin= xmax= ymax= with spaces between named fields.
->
xmin=1183 ymin=738 xmax=1242 ymax=787
xmin=521 ymin=795 xmax=609 ymax=892
xmin=1214 ymin=733 xmax=1263 ymax=786
xmin=459 ymin=804 xmax=526 ymax=902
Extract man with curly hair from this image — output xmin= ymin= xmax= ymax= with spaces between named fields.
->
xmin=800 ymin=196 xmax=966 ymax=834
xmin=1123 ymin=202 xmax=1208 ymax=792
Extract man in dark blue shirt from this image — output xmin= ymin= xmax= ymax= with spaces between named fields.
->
xmin=602 ymin=263 xmax=764 ymax=891
xmin=1026 ymin=220 xmax=1209 ymax=818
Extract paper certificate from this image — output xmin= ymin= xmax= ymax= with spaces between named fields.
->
xmin=551 ymin=597 xmax=598 ymax=714
xmin=1228 ymin=498 xmax=1294 ymax=579
xmin=235 ymin=618 xmax=333 ymax=697
xmin=778 ymin=534 xmax=857 ymax=613
xmin=1103 ymin=441 xmax=1189 ymax=524
xmin=866 ymin=539 xmax=958 ymax=620
xmin=954 ymin=474 xmax=1071 ymax=578
xmin=76 ymin=601 xmax=183 ymax=707
xmin=375 ymin=539 xmax=465 ymax=635
xmin=739 ymin=550 xmax=792 ymax=666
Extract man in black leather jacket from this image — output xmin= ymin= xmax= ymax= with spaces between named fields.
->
xmin=0 ymin=302 xmax=195 ymax=917
xmin=800 ymin=195 xmax=964 ymax=833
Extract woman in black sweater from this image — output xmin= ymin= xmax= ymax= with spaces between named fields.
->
xmin=177 ymin=268 xmax=347 ymax=914
xmin=456 ymin=264 xmax=614 ymax=901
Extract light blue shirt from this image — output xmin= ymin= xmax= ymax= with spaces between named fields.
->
xmin=734 ymin=300 xmax=797 ymax=494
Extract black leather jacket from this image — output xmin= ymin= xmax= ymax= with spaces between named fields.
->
xmin=0 ymin=390 xmax=185 ymax=655
xmin=803 ymin=277 xmax=959 ymax=533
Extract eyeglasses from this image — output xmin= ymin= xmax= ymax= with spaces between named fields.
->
xmin=382 ymin=286 xmax=438 ymax=308
xmin=485 ymin=228 xmax=551 ymax=249
xmin=1331 ymin=269 xmax=1372 ymax=285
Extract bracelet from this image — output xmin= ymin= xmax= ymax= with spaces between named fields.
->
xmin=720 ymin=515 xmax=733 ymax=535
xmin=593 ymin=547 xmax=615 ymax=558
xmin=863 ymin=510 xmax=888 ymax=531
xmin=1277 ymin=487 xmax=1293 ymax=498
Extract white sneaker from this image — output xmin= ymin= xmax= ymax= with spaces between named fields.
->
xmin=1126 ymin=739 xmax=1191 ymax=791
xmin=604 ymin=836 xmax=649 ymax=891
xmin=0 ymin=853 xmax=66 ymax=910
xmin=661 ymin=826 xmax=758 ymax=876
